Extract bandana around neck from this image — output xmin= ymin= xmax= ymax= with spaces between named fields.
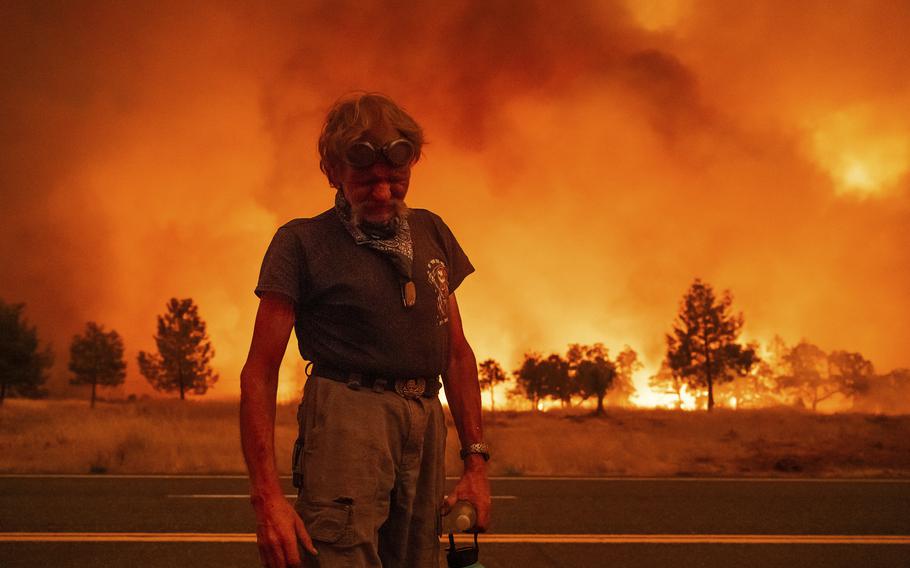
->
xmin=334 ymin=190 xmax=414 ymax=286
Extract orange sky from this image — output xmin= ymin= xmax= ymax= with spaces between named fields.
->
xmin=1 ymin=1 xmax=909 ymax=402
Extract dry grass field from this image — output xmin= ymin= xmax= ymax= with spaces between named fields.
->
xmin=1 ymin=398 xmax=908 ymax=477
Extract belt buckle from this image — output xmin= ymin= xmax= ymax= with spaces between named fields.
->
xmin=394 ymin=378 xmax=426 ymax=399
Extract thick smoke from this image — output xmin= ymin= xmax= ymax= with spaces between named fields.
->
xmin=1 ymin=1 xmax=908 ymax=401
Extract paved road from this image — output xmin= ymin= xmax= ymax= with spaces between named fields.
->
xmin=1 ymin=475 xmax=909 ymax=567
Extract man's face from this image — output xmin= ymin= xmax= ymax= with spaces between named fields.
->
xmin=337 ymin=126 xmax=412 ymax=227
xmin=339 ymin=160 xmax=411 ymax=226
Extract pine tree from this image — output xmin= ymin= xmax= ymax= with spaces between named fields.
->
xmin=69 ymin=322 xmax=127 ymax=408
xmin=137 ymin=298 xmax=218 ymax=400
xmin=0 ymin=300 xmax=52 ymax=404
xmin=666 ymin=279 xmax=758 ymax=411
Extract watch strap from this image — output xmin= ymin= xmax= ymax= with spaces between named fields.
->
xmin=460 ymin=442 xmax=491 ymax=461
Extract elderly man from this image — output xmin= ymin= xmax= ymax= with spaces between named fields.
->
xmin=240 ymin=92 xmax=491 ymax=568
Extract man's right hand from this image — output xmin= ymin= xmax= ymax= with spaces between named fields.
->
xmin=251 ymin=494 xmax=317 ymax=568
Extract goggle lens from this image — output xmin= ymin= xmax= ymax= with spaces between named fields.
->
xmin=344 ymin=138 xmax=415 ymax=169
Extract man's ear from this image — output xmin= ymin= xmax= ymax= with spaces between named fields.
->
xmin=326 ymin=163 xmax=341 ymax=189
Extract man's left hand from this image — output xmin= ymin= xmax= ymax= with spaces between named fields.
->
xmin=442 ymin=456 xmax=491 ymax=531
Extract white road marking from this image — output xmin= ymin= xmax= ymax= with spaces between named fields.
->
xmin=465 ymin=477 xmax=910 ymax=483
xmin=2 ymin=532 xmax=908 ymax=545
xmin=165 ymin=494 xmax=518 ymax=500
xmin=449 ymin=534 xmax=910 ymax=545
xmin=0 ymin=474 xmax=251 ymax=479
xmin=166 ymin=494 xmax=297 ymax=499
xmin=2 ymin=474 xmax=907 ymax=483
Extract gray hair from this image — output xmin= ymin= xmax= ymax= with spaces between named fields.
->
xmin=318 ymin=92 xmax=425 ymax=187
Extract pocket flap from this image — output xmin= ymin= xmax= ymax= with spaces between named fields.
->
xmin=301 ymin=500 xmax=351 ymax=544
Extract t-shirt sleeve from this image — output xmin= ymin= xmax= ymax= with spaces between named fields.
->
xmin=254 ymin=226 xmax=304 ymax=305
xmin=431 ymin=214 xmax=474 ymax=293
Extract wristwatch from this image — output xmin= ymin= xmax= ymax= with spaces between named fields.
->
xmin=460 ymin=442 xmax=491 ymax=461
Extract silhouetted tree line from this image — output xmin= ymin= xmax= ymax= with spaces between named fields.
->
xmin=478 ymin=344 xmax=641 ymax=416
xmin=3 ymin=281 xmax=908 ymax=413
xmin=477 ymin=279 xmax=910 ymax=414
xmin=647 ymin=279 xmax=904 ymax=413
xmin=0 ymin=297 xmax=217 ymax=406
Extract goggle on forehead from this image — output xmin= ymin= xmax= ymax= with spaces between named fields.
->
xmin=344 ymin=138 xmax=416 ymax=169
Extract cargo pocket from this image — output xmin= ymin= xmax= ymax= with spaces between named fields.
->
xmin=291 ymin=438 xmax=304 ymax=489
xmin=300 ymin=498 xmax=353 ymax=545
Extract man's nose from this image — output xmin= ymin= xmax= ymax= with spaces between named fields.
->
xmin=370 ymin=181 xmax=392 ymax=201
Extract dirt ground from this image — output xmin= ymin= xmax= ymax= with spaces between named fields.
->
xmin=1 ymin=399 xmax=908 ymax=477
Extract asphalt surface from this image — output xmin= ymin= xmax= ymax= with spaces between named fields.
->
xmin=1 ymin=475 xmax=909 ymax=567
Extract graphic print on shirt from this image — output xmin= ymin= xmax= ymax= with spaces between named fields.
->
xmin=427 ymin=258 xmax=449 ymax=326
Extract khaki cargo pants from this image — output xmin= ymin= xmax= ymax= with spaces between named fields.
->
xmin=293 ymin=375 xmax=447 ymax=567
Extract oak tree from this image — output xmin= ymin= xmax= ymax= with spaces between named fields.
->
xmin=568 ymin=343 xmax=617 ymax=416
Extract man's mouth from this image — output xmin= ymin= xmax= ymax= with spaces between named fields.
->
xmin=351 ymin=199 xmax=410 ymax=233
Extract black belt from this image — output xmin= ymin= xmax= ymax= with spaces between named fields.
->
xmin=310 ymin=363 xmax=442 ymax=399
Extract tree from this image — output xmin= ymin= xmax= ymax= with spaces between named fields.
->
xmin=778 ymin=341 xmax=827 ymax=410
xmin=0 ymin=300 xmax=52 ymax=404
xmin=568 ymin=343 xmax=616 ymax=416
xmin=719 ymin=358 xmax=782 ymax=409
xmin=648 ymin=359 xmax=687 ymax=409
xmin=853 ymin=368 xmax=910 ymax=414
xmin=137 ymin=298 xmax=218 ymax=399
xmin=828 ymin=350 xmax=875 ymax=403
xmin=513 ymin=352 xmax=546 ymax=411
xmin=69 ymin=322 xmax=127 ymax=408
xmin=779 ymin=343 xmax=872 ymax=411
xmin=478 ymin=359 xmax=508 ymax=418
xmin=513 ymin=352 xmax=573 ymax=410
xmin=666 ymin=279 xmax=758 ymax=411
xmin=609 ymin=346 xmax=641 ymax=406
xmin=539 ymin=353 xmax=573 ymax=407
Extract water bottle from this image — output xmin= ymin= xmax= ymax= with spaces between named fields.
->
xmin=444 ymin=501 xmax=484 ymax=568
xmin=442 ymin=500 xmax=476 ymax=533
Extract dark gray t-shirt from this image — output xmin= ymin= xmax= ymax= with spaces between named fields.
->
xmin=254 ymin=208 xmax=474 ymax=377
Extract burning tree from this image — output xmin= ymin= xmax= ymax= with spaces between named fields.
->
xmin=609 ymin=346 xmax=641 ymax=406
xmin=0 ymin=300 xmax=52 ymax=404
xmin=478 ymin=358 xmax=508 ymax=417
xmin=568 ymin=343 xmax=617 ymax=416
xmin=719 ymin=359 xmax=782 ymax=408
xmin=666 ymin=279 xmax=758 ymax=411
xmin=137 ymin=298 xmax=218 ymax=400
xmin=68 ymin=322 xmax=127 ymax=408
xmin=649 ymin=359 xmax=688 ymax=409
xmin=779 ymin=343 xmax=873 ymax=411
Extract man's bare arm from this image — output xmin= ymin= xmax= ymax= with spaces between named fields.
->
xmin=240 ymin=292 xmax=315 ymax=567
xmin=442 ymin=293 xmax=491 ymax=530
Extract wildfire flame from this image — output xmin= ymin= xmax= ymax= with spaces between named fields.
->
xmin=808 ymin=106 xmax=910 ymax=197
xmin=1 ymin=3 xmax=909 ymax=405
